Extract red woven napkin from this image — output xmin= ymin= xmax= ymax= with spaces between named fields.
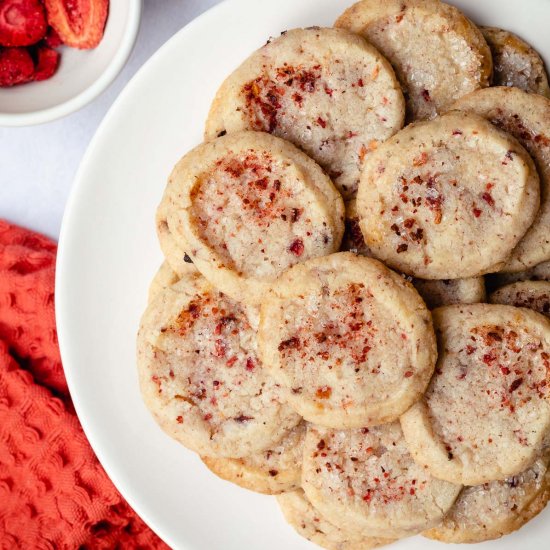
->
xmin=0 ymin=220 xmax=169 ymax=550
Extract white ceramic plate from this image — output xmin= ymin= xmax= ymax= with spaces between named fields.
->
xmin=56 ymin=1 xmax=550 ymax=548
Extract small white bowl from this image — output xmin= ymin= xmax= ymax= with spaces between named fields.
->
xmin=0 ymin=0 xmax=142 ymax=127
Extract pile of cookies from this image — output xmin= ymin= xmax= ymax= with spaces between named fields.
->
xmin=137 ymin=0 xmax=550 ymax=547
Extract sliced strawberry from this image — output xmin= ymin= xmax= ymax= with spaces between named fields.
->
xmin=0 ymin=46 xmax=34 ymax=86
xmin=44 ymin=0 xmax=108 ymax=49
xmin=33 ymin=44 xmax=59 ymax=81
xmin=44 ymin=25 xmax=63 ymax=47
xmin=0 ymin=0 xmax=48 ymax=47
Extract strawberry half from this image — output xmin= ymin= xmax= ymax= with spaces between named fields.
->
xmin=44 ymin=0 xmax=108 ymax=49
xmin=33 ymin=44 xmax=60 ymax=81
xmin=0 ymin=46 xmax=34 ymax=86
xmin=0 ymin=0 xmax=48 ymax=47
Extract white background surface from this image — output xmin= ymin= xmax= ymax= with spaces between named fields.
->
xmin=0 ymin=0 xmax=221 ymax=240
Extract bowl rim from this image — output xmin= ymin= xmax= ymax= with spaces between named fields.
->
xmin=0 ymin=0 xmax=143 ymax=127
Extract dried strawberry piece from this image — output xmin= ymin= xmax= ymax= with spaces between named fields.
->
xmin=44 ymin=25 xmax=62 ymax=47
xmin=33 ymin=44 xmax=60 ymax=81
xmin=0 ymin=46 xmax=33 ymax=86
xmin=0 ymin=0 xmax=47 ymax=47
xmin=44 ymin=0 xmax=108 ymax=49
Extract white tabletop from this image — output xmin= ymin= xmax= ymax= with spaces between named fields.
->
xmin=0 ymin=0 xmax=221 ymax=240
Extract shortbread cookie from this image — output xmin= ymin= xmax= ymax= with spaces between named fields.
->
xmin=481 ymin=27 xmax=550 ymax=98
xmin=157 ymin=204 xmax=196 ymax=276
xmin=413 ymin=277 xmax=486 ymax=309
xmin=491 ymin=260 xmax=550 ymax=288
xmin=137 ymin=273 xmax=301 ymax=458
xmin=527 ymin=261 xmax=550 ymax=282
xmin=202 ymin=421 xmax=306 ymax=494
xmin=148 ymin=262 xmax=184 ymax=303
xmin=335 ymin=0 xmax=492 ymax=121
xmin=258 ymin=252 xmax=436 ymax=428
xmin=490 ymin=281 xmax=550 ymax=318
xmin=302 ymin=423 xmax=461 ymax=539
xmin=341 ymin=200 xmax=374 ymax=257
xmin=424 ymin=455 xmax=550 ymax=543
xmin=401 ymin=304 xmax=550 ymax=485
xmin=357 ymin=111 xmax=540 ymax=279
xmin=159 ymin=131 xmax=344 ymax=305
xmin=340 ymin=202 xmax=486 ymax=308
xmin=277 ymin=489 xmax=394 ymax=550
xmin=205 ymin=27 xmax=405 ymax=199
xmin=452 ymin=86 xmax=550 ymax=271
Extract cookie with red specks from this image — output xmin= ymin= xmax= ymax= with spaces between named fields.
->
xmin=341 ymin=200 xmax=375 ymax=258
xmin=412 ymin=277 xmax=486 ymax=310
xmin=335 ymin=0 xmax=492 ymax=121
xmin=340 ymin=201 xmax=486 ymax=308
xmin=156 ymin=201 xmax=196 ymax=277
xmin=147 ymin=262 xmax=186 ymax=303
xmin=357 ymin=111 xmax=540 ymax=279
xmin=401 ymin=304 xmax=550 ymax=485
xmin=452 ymin=87 xmax=550 ymax=272
xmin=302 ymin=423 xmax=461 ymax=539
xmin=137 ymin=272 xmax=301 ymax=458
xmin=490 ymin=281 xmax=550 ymax=319
xmin=424 ymin=454 xmax=550 ymax=543
xmin=201 ymin=421 xmax=305 ymax=495
xmin=490 ymin=260 xmax=550 ymax=289
xmin=257 ymin=252 xmax=436 ymax=428
xmin=277 ymin=489 xmax=395 ymax=550
xmin=481 ymin=27 xmax=550 ymax=98
xmin=158 ymin=131 xmax=344 ymax=305
xmin=204 ymin=27 xmax=405 ymax=199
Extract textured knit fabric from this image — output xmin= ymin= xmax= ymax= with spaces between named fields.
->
xmin=0 ymin=221 xmax=168 ymax=550
xmin=0 ymin=220 xmax=66 ymax=396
